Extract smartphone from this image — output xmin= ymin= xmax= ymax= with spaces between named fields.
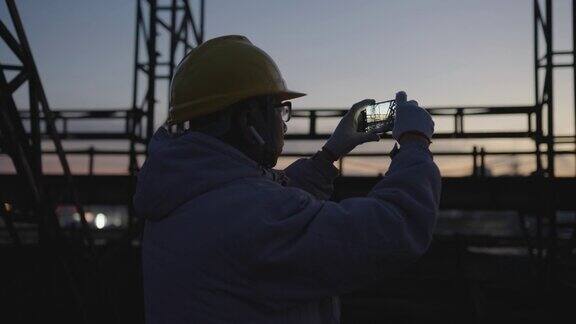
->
xmin=356 ymin=99 xmax=396 ymax=133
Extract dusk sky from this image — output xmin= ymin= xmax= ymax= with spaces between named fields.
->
xmin=1 ymin=0 xmax=575 ymax=176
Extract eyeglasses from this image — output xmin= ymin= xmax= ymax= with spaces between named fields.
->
xmin=274 ymin=101 xmax=292 ymax=122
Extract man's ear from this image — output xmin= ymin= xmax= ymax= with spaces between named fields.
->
xmin=246 ymin=101 xmax=262 ymax=120
xmin=239 ymin=99 xmax=266 ymax=144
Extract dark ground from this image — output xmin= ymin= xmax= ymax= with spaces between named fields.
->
xmin=0 ymin=238 xmax=574 ymax=324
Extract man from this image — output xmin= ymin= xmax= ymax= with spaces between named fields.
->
xmin=134 ymin=35 xmax=440 ymax=323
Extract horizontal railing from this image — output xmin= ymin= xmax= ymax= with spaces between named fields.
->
xmin=5 ymin=105 xmax=574 ymax=176
xmin=15 ymin=105 xmax=538 ymax=140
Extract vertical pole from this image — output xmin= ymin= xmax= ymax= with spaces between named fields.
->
xmin=183 ymin=8 xmax=189 ymax=57
xmin=472 ymin=146 xmax=478 ymax=176
xmin=129 ymin=0 xmax=142 ymax=174
xmin=147 ymin=0 xmax=158 ymax=142
xmin=309 ymin=111 xmax=317 ymax=136
xmin=29 ymin=83 xmax=42 ymax=182
xmin=480 ymin=148 xmax=486 ymax=177
xmin=177 ymin=2 xmax=188 ymax=133
xmin=454 ymin=114 xmax=459 ymax=134
xmin=200 ymin=0 xmax=205 ymax=42
xmin=573 ymin=0 xmax=576 ymax=176
xmin=169 ymin=0 xmax=177 ymax=83
xmin=456 ymin=108 xmax=464 ymax=134
xmin=88 ymin=147 xmax=95 ymax=176
xmin=545 ymin=0 xmax=554 ymax=177
xmin=168 ymin=0 xmax=178 ymax=133
xmin=535 ymin=0 xmax=543 ymax=174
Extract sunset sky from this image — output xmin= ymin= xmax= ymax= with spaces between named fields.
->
xmin=1 ymin=0 xmax=575 ymax=176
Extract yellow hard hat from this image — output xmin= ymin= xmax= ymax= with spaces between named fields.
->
xmin=167 ymin=35 xmax=306 ymax=125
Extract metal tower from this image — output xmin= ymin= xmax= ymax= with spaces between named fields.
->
xmin=129 ymin=0 xmax=205 ymax=172
xmin=0 ymin=0 xmax=91 ymax=247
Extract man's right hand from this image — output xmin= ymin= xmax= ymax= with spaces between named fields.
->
xmin=392 ymin=91 xmax=434 ymax=143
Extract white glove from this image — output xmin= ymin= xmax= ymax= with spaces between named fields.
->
xmin=392 ymin=91 xmax=434 ymax=141
xmin=324 ymin=99 xmax=381 ymax=158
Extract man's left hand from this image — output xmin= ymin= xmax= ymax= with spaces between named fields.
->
xmin=323 ymin=99 xmax=382 ymax=159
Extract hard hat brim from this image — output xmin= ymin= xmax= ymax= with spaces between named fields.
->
xmin=277 ymin=90 xmax=306 ymax=101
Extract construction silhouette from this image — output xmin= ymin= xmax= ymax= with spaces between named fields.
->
xmin=0 ymin=0 xmax=575 ymax=323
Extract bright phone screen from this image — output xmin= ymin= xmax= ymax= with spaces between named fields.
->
xmin=364 ymin=99 xmax=395 ymax=132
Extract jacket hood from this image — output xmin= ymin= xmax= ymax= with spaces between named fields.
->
xmin=133 ymin=128 xmax=263 ymax=220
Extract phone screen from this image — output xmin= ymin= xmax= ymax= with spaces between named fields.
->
xmin=357 ymin=99 xmax=396 ymax=133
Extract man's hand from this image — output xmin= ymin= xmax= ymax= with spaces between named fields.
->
xmin=392 ymin=91 xmax=434 ymax=144
xmin=323 ymin=99 xmax=382 ymax=159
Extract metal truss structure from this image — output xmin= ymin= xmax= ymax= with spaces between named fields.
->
xmin=0 ymin=0 xmax=91 ymax=246
xmin=6 ymin=1 xmax=574 ymax=175
xmin=129 ymin=0 xmax=205 ymax=172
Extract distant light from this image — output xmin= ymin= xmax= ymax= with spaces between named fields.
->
xmin=95 ymin=213 xmax=107 ymax=229
xmin=85 ymin=212 xmax=94 ymax=223
xmin=72 ymin=212 xmax=80 ymax=222
xmin=3 ymin=203 xmax=12 ymax=212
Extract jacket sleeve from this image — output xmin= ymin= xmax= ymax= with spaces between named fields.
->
xmin=283 ymin=156 xmax=339 ymax=200
xmin=244 ymin=143 xmax=441 ymax=308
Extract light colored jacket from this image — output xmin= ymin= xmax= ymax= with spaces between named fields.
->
xmin=134 ymin=128 xmax=441 ymax=324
